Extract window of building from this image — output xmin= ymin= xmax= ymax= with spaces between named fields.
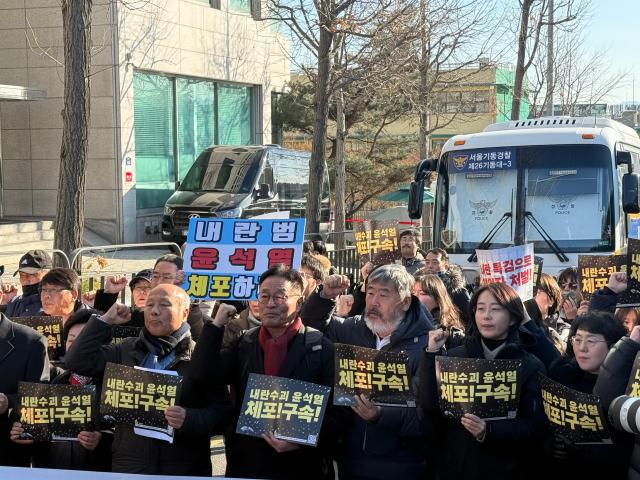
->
xmin=133 ymin=72 xmax=255 ymax=210
xmin=133 ymin=73 xmax=176 ymax=211
xmin=177 ymin=78 xmax=216 ymax=180
xmin=217 ymin=83 xmax=253 ymax=145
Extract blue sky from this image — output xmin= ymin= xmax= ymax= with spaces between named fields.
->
xmin=584 ymin=0 xmax=638 ymax=102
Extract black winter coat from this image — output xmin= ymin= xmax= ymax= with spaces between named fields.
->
xmin=419 ymin=328 xmax=547 ymax=480
xmin=65 ymin=315 xmax=231 ymax=476
xmin=301 ymin=292 xmax=434 ymax=480
xmin=0 ymin=315 xmax=49 ymax=467
xmin=5 ymin=292 xmax=42 ymax=318
xmin=546 ymin=357 xmax=631 ymax=480
xmin=594 ymin=336 xmax=640 ymax=479
xmin=188 ymin=321 xmax=337 ymax=480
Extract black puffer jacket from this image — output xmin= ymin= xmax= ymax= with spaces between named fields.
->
xmin=546 ymin=357 xmax=631 ymax=480
xmin=302 ymin=292 xmax=434 ymax=480
xmin=594 ymin=336 xmax=640 ymax=480
xmin=65 ymin=315 xmax=231 ymax=475
xmin=419 ymin=327 xmax=547 ymax=480
xmin=4 ymin=291 xmax=42 ymax=318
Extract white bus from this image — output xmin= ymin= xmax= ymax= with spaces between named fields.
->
xmin=408 ymin=117 xmax=640 ymax=278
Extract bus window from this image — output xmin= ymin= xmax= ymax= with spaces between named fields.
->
xmin=523 ymin=144 xmax=613 ymax=252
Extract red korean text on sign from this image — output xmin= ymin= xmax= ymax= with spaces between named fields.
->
xmin=191 ymin=248 xmax=219 ymax=270
xmin=229 ymin=248 xmax=257 ymax=271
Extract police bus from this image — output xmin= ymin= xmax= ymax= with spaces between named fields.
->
xmin=408 ymin=116 xmax=640 ymax=277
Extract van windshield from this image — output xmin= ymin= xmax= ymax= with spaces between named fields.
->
xmin=180 ymin=150 xmax=261 ymax=193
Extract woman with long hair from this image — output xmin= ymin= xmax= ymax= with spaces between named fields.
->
xmin=413 ymin=274 xmax=464 ymax=349
xmin=419 ymin=283 xmax=547 ymax=480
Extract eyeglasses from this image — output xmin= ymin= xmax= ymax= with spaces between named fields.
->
xmin=151 ymin=273 xmax=175 ymax=281
xmin=133 ymin=286 xmax=152 ymax=293
xmin=569 ymin=336 xmax=607 ymax=348
xmin=560 ymin=282 xmax=578 ymax=290
xmin=257 ymin=292 xmax=301 ymax=305
xmin=39 ymin=287 xmax=69 ymax=296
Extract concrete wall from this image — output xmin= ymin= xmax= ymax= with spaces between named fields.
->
xmin=0 ymin=0 xmax=118 ymax=243
xmin=0 ymin=0 xmax=289 ymax=243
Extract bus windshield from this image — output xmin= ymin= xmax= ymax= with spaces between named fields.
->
xmin=436 ymin=144 xmax=614 ymax=254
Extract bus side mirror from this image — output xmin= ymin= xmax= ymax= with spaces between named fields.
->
xmin=617 ymin=151 xmax=632 ymax=167
xmin=408 ymin=158 xmax=437 ymax=219
xmin=408 ymin=179 xmax=425 ymax=219
xmin=623 ymin=173 xmax=640 ymax=214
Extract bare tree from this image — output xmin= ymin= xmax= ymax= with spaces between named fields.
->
xmin=526 ymin=20 xmax=628 ymax=117
xmin=510 ymin=0 xmax=587 ymax=120
xmin=54 ymin=0 xmax=92 ymax=259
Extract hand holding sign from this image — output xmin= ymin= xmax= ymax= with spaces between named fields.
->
xmin=213 ymin=303 xmax=237 ymax=328
xmin=78 ymin=431 xmax=102 ymax=451
xmin=262 ymin=432 xmax=300 ymax=453
xmin=10 ymin=422 xmax=33 ymax=445
xmin=165 ymin=405 xmax=187 ymax=429
xmin=461 ymin=413 xmax=486 ymax=441
xmin=352 ymin=394 xmax=382 ymax=422
xmin=321 ymin=274 xmax=350 ymax=300
xmin=102 ymin=303 xmax=132 ymax=325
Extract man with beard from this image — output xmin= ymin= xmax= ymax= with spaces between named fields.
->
xmin=301 ymin=264 xmax=434 ymax=480
xmin=398 ymin=229 xmax=426 ymax=275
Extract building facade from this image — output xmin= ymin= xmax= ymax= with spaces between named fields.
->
xmin=0 ymin=0 xmax=289 ymax=243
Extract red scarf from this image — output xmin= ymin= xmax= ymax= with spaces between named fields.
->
xmin=258 ymin=317 xmax=302 ymax=376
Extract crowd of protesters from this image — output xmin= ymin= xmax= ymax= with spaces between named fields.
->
xmin=1 ymin=237 xmax=640 ymax=479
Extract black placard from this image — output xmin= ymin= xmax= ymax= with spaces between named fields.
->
xmin=618 ymin=238 xmax=640 ymax=307
xmin=19 ymin=382 xmax=95 ymax=442
xmin=353 ymin=220 xmax=401 ymax=266
xmin=100 ymin=363 xmax=182 ymax=436
xmin=539 ymin=375 xmax=611 ymax=445
xmin=436 ymin=356 xmax=521 ymax=420
xmin=577 ymin=255 xmax=625 ymax=300
xmin=334 ymin=343 xmax=414 ymax=407
xmin=236 ymin=373 xmax=330 ymax=446
xmin=12 ymin=316 xmax=64 ymax=360
xmin=625 ymin=351 xmax=640 ymax=397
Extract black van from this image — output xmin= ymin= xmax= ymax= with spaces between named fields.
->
xmin=161 ymin=145 xmax=330 ymax=243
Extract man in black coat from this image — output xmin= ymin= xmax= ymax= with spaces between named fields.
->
xmin=0 ymin=314 xmax=49 ymax=466
xmin=301 ymin=264 xmax=434 ymax=480
xmin=2 ymin=249 xmax=52 ymax=317
xmin=65 ymin=284 xmax=231 ymax=476
xmin=188 ymin=265 xmax=337 ymax=480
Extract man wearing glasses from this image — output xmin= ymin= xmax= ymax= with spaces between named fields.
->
xmin=39 ymin=268 xmax=89 ymax=325
xmin=188 ymin=265 xmax=336 ymax=480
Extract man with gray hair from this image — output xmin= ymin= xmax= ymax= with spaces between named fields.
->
xmin=301 ymin=264 xmax=433 ymax=480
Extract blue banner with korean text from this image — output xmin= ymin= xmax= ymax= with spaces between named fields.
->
xmin=182 ymin=218 xmax=306 ymax=301
xmin=448 ymin=148 xmax=517 ymax=173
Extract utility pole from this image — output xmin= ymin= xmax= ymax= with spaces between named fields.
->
xmin=544 ymin=0 xmax=554 ymax=117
